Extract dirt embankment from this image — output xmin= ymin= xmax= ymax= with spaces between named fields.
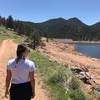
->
xmin=0 ymin=40 xmax=49 ymax=100
xmin=39 ymin=42 xmax=100 ymax=93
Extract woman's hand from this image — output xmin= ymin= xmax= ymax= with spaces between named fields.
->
xmin=4 ymin=90 xmax=9 ymax=98
xmin=31 ymin=92 xmax=35 ymax=98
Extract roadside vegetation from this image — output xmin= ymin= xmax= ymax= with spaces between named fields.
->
xmin=30 ymin=50 xmax=88 ymax=100
xmin=0 ymin=26 xmax=26 ymax=43
xmin=0 ymin=26 xmax=89 ymax=100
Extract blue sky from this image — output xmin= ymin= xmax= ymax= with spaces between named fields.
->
xmin=0 ymin=0 xmax=100 ymax=25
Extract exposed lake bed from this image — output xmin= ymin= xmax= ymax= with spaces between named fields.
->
xmin=39 ymin=41 xmax=100 ymax=99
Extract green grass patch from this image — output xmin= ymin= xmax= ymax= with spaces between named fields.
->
xmin=29 ymin=50 xmax=88 ymax=100
xmin=0 ymin=26 xmax=26 ymax=43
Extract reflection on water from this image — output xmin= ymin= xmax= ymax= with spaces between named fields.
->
xmin=75 ymin=43 xmax=100 ymax=59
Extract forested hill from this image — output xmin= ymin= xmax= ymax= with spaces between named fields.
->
xmin=0 ymin=16 xmax=100 ymax=41
xmin=34 ymin=18 xmax=100 ymax=40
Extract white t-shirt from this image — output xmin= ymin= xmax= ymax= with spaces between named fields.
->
xmin=7 ymin=58 xmax=36 ymax=84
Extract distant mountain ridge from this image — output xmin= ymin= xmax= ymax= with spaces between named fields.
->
xmin=32 ymin=17 xmax=100 ymax=40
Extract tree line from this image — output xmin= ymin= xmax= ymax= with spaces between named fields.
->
xmin=0 ymin=15 xmax=41 ymax=49
xmin=1 ymin=16 xmax=99 ymax=41
xmin=34 ymin=18 xmax=100 ymax=41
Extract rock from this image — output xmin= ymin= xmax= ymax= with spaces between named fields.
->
xmin=71 ymin=67 xmax=92 ymax=85
xmin=71 ymin=67 xmax=82 ymax=74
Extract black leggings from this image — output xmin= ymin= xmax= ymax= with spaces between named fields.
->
xmin=10 ymin=82 xmax=32 ymax=100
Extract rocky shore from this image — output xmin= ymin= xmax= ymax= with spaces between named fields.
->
xmin=39 ymin=41 xmax=100 ymax=99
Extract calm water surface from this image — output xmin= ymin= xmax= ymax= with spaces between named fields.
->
xmin=75 ymin=43 xmax=100 ymax=59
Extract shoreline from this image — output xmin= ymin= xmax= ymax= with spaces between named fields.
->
xmin=53 ymin=39 xmax=100 ymax=44
xmin=39 ymin=42 xmax=100 ymax=85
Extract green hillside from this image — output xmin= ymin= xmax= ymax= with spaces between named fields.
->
xmin=34 ymin=18 xmax=100 ymax=40
xmin=0 ymin=26 xmax=26 ymax=43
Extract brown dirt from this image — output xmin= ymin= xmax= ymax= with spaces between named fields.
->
xmin=0 ymin=39 xmax=49 ymax=100
xmin=39 ymin=42 xmax=100 ymax=96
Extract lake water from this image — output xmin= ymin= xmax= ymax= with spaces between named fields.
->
xmin=75 ymin=43 xmax=100 ymax=59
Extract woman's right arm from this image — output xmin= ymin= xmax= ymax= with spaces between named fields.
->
xmin=29 ymin=71 xmax=35 ymax=98
xmin=5 ymin=70 xmax=12 ymax=98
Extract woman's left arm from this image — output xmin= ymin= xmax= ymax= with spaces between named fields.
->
xmin=5 ymin=70 xmax=12 ymax=98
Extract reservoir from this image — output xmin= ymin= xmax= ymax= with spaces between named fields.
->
xmin=75 ymin=43 xmax=100 ymax=59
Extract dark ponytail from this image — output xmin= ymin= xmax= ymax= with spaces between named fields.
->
xmin=16 ymin=44 xmax=30 ymax=63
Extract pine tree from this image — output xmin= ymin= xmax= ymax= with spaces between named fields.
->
xmin=0 ymin=17 xmax=6 ymax=26
xmin=29 ymin=30 xmax=41 ymax=49
xmin=0 ymin=16 xmax=2 ymax=26
xmin=6 ymin=16 xmax=14 ymax=29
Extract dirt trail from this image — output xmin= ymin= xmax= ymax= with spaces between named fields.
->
xmin=0 ymin=40 xmax=49 ymax=100
xmin=39 ymin=42 xmax=100 ymax=85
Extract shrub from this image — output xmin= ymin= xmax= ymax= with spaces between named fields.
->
xmin=30 ymin=51 xmax=88 ymax=100
xmin=70 ymin=88 xmax=87 ymax=100
xmin=69 ymin=76 xmax=80 ymax=90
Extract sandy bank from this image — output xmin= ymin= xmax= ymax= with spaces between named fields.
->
xmin=39 ymin=42 xmax=100 ymax=85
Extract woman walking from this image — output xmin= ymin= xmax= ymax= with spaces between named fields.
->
xmin=5 ymin=44 xmax=35 ymax=100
